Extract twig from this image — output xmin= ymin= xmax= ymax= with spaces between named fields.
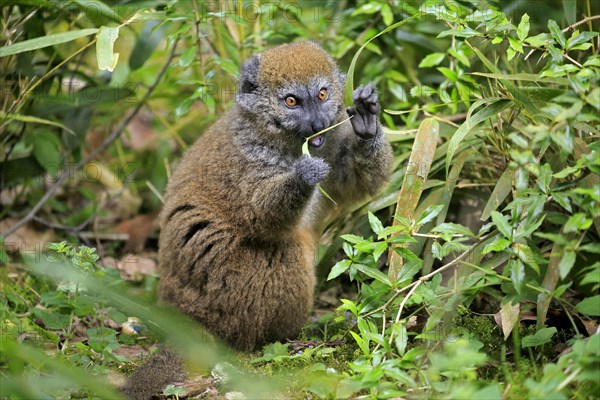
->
xmin=2 ymin=39 xmax=179 ymax=238
xmin=387 ymin=280 xmax=422 ymax=347
xmin=563 ymin=53 xmax=583 ymax=68
xmin=32 ymin=213 xmax=96 ymax=232
xmin=561 ymin=15 xmax=600 ymax=32
xmin=146 ymin=180 xmax=164 ymax=203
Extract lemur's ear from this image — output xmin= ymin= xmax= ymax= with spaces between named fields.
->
xmin=236 ymin=55 xmax=260 ymax=111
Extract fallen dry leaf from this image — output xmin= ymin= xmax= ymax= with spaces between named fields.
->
xmin=115 ymin=214 xmax=158 ymax=253
xmin=113 ymin=344 xmax=153 ymax=361
xmin=101 ymin=254 xmax=157 ymax=281
xmin=494 ymin=301 xmax=520 ymax=340
xmin=0 ymin=218 xmax=54 ymax=255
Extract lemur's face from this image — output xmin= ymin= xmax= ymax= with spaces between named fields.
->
xmin=235 ymin=42 xmax=345 ymax=148
xmin=271 ymin=77 xmax=341 ymax=148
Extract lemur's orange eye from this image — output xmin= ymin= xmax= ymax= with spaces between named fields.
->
xmin=318 ymin=88 xmax=328 ymax=101
xmin=285 ymin=96 xmax=297 ymax=107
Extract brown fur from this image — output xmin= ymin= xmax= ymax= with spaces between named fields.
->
xmin=158 ymin=42 xmax=392 ymax=351
xmin=258 ymin=41 xmax=334 ymax=87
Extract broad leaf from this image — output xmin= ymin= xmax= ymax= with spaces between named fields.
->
xmin=327 ymin=260 xmax=352 ymax=281
xmin=522 ymin=327 xmax=557 ymax=348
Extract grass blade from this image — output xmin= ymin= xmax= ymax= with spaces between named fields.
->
xmin=481 ymin=165 xmax=516 ymax=221
xmin=345 ymin=13 xmax=424 ymax=105
xmin=446 ymin=99 xmax=512 ymax=175
xmin=0 ymin=29 xmax=98 ymax=57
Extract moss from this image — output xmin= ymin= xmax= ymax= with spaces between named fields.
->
xmin=453 ymin=306 xmax=503 ymax=359
xmin=236 ymin=342 xmax=358 ymax=400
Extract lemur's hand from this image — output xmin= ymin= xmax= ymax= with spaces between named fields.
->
xmin=295 ymin=155 xmax=330 ymax=186
xmin=347 ymin=83 xmax=381 ymax=139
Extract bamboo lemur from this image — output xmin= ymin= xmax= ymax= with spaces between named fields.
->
xmin=159 ymin=41 xmax=392 ymax=351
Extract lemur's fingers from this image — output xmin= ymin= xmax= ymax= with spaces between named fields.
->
xmin=296 ymin=155 xmax=330 ymax=186
xmin=350 ymin=84 xmax=380 ymax=138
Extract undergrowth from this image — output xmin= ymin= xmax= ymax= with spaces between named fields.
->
xmin=1 ymin=0 xmax=599 ymax=399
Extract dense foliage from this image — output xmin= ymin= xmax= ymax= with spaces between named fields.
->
xmin=1 ymin=0 xmax=598 ymax=399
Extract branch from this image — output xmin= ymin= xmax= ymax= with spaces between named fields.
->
xmin=2 ymin=40 xmax=179 ymax=238
xmin=387 ymin=279 xmax=422 ymax=347
xmin=561 ymin=15 xmax=600 ymax=32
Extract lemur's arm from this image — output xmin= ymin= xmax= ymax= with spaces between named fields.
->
xmin=238 ymin=155 xmax=330 ymax=238
xmin=322 ymin=84 xmax=393 ymax=205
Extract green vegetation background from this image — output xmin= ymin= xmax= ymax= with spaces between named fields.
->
xmin=0 ymin=0 xmax=598 ymax=399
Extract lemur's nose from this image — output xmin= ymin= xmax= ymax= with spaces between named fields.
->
xmin=312 ymin=119 xmax=327 ymax=133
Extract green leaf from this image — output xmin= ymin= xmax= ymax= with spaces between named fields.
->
xmin=517 ymin=14 xmax=530 ymax=41
xmin=564 ymin=213 xmax=593 ymax=233
xmin=437 ymin=27 xmax=482 ymax=38
xmin=352 ymin=2 xmax=381 ymax=15
xmin=482 ymin=237 xmax=511 ymax=255
xmin=562 ymin=0 xmax=577 ymax=25
xmin=431 ymin=223 xmax=474 ymax=237
xmin=342 ymin=242 xmax=354 ymax=259
xmin=394 ymin=259 xmax=422 ymax=284
xmin=522 ymin=327 xmax=557 ymax=348
xmin=345 ymin=13 xmax=423 ymax=104
xmin=368 ymin=211 xmax=384 ymax=236
xmin=574 ymin=295 xmax=600 ymax=316
xmin=481 ymin=166 xmax=515 ymax=221
xmin=318 ymin=185 xmax=338 ymax=206
xmin=32 ymin=131 xmax=61 ymax=172
xmin=416 ymin=205 xmax=444 ymax=226
xmin=437 ymin=67 xmax=459 ymax=82
xmin=0 ymin=113 xmax=76 ymax=135
xmin=508 ymin=37 xmax=523 ymax=53
xmin=559 ymin=251 xmax=576 ymax=279
xmin=525 ymin=33 xmax=549 ymax=48
xmin=446 ymin=99 xmax=513 ymax=174
xmin=567 ymin=31 xmax=598 ymax=50
xmin=471 ymin=72 xmax=568 ymax=85
xmin=510 ymin=258 xmax=525 ymax=294
xmin=506 ymin=48 xmax=516 ymax=62
xmin=356 ymin=264 xmax=392 ymax=287
xmin=386 ymin=234 xmax=417 ymax=244
xmin=548 ymin=20 xmax=566 ymax=48
xmin=129 ymin=20 xmax=165 ymax=71
xmin=350 ymin=331 xmax=369 ymax=355
xmin=448 ymin=48 xmax=470 ymax=67
xmin=393 ymin=322 xmax=408 ymax=355
xmin=513 ymin=243 xmax=539 ymax=274
xmin=371 ymin=242 xmax=388 ymax=262
xmin=0 ymin=28 xmax=98 ymax=57
xmin=72 ymin=0 xmax=123 ymax=23
xmin=250 ymin=342 xmax=290 ymax=363
xmin=32 ymin=309 xmax=70 ymax=330
xmin=418 ymin=52 xmax=445 ymax=68
xmin=163 ymin=384 xmax=186 ymax=397
xmin=553 ymin=165 xmax=580 ymax=178
xmin=380 ymin=4 xmax=393 ymax=26
xmin=535 ymin=232 xmax=569 ymax=245
xmin=341 ymin=234 xmax=365 ymax=244
xmin=491 ymin=211 xmax=512 ymax=239
xmin=327 ymin=259 xmax=352 ymax=281
xmin=96 ymin=26 xmax=120 ymax=72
